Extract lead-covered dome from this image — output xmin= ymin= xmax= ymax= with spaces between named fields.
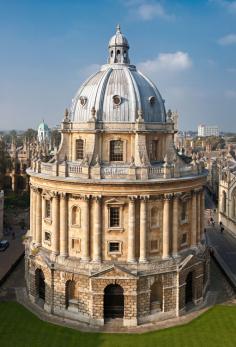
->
xmin=70 ymin=26 xmax=166 ymax=124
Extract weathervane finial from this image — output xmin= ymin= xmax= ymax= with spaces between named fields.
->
xmin=116 ymin=24 xmax=121 ymax=33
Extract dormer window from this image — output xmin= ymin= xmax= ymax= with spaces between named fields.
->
xmin=113 ymin=95 xmax=121 ymax=106
xmin=110 ymin=140 xmax=123 ymax=161
xmin=149 ymin=96 xmax=155 ymax=105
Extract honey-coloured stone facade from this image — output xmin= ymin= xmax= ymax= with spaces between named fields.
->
xmin=25 ymin=26 xmax=209 ymax=327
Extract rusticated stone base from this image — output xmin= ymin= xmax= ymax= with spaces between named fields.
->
xmin=25 ymin=247 xmax=210 ymax=328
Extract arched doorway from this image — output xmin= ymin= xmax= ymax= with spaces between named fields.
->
xmin=35 ymin=269 xmax=45 ymax=301
xmin=185 ymin=272 xmax=193 ymax=304
xmin=65 ymin=280 xmax=76 ymax=308
xmin=104 ymin=284 xmax=124 ymax=319
xmin=150 ymin=280 xmax=162 ymax=313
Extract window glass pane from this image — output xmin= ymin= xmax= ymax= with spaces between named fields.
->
xmin=109 ymin=242 xmax=120 ymax=252
xmin=110 ymin=140 xmax=123 ymax=161
xmin=45 ymin=200 xmax=51 ymax=218
xmin=76 ymin=139 xmax=84 ymax=160
xmin=110 ymin=207 xmax=120 ymax=227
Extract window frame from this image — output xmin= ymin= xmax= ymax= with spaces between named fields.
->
xmin=75 ymin=139 xmax=84 ymax=160
xmin=71 ymin=205 xmax=81 ymax=228
xmin=108 ymin=241 xmax=122 ymax=255
xmin=109 ymin=140 xmax=124 ymax=162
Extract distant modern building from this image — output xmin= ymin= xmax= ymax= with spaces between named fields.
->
xmin=0 ymin=191 xmax=4 ymax=238
xmin=198 ymin=124 xmax=219 ymax=137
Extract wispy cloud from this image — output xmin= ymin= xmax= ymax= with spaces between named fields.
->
xmin=209 ymin=0 xmax=236 ymax=14
xmin=218 ymin=33 xmax=236 ymax=45
xmin=138 ymin=51 xmax=193 ymax=73
xmin=225 ymin=89 xmax=236 ymax=98
xmin=122 ymin=1 xmax=174 ymax=21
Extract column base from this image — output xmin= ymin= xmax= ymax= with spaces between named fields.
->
xmin=128 ymin=259 xmax=137 ymax=264
xmin=162 ymin=255 xmax=171 ymax=260
xmin=81 ymin=257 xmax=91 ymax=262
xmin=91 ymin=258 xmax=101 ymax=263
xmin=139 ymin=258 xmax=148 ymax=263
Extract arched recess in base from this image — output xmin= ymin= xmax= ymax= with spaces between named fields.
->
xmin=150 ymin=280 xmax=163 ymax=313
xmin=104 ymin=284 xmax=124 ymax=319
xmin=65 ymin=280 xmax=76 ymax=308
xmin=35 ymin=268 xmax=45 ymax=301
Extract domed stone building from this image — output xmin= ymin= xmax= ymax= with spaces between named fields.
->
xmin=25 ymin=26 xmax=209 ymax=327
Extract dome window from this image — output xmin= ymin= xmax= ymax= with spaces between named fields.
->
xmin=113 ymin=95 xmax=121 ymax=106
xmin=149 ymin=96 xmax=156 ymax=105
xmin=79 ymin=96 xmax=87 ymax=107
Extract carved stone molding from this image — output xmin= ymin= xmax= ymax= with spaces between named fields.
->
xmin=164 ymin=193 xmax=173 ymax=201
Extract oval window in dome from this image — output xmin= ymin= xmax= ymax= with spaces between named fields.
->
xmin=79 ymin=96 xmax=87 ymax=107
xmin=149 ymin=96 xmax=156 ymax=105
xmin=113 ymin=95 xmax=121 ymax=106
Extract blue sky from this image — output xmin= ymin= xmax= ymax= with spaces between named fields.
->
xmin=0 ymin=0 xmax=235 ymax=131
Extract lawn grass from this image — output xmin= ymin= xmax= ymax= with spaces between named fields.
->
xmin=0 ymin=302 xmax=236 ymax=347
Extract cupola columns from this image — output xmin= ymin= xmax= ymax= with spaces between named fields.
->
xmin=108 ymin=24 xmax=130 ymax=64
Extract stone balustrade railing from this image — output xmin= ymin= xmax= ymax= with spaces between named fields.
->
xmin=30 ymin=159 xmax=205 ymax=180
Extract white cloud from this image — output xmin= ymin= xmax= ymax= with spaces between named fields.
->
xmin=225 ymin=90 xmax=236 ymax=98
xmin=209 ymin=0 xmax=236 ymax=13
xmin=137 ymin=3 xmax=174 ymax=21
xmin=122 ymin=1 xmax=174 ymax=21
xmin=218 ymin=33 xmax=236 ymax=45
xmin=138 ymin=51 xmax=193 ymax=73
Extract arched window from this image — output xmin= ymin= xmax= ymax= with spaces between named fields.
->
xmin=181 ymin=201 xmax=188 ymax=222
xmin=150 ymin=280 xmax=162 ymax=312
xmin=222 ymin=191 xmax=227 ymax=214
xmin=111 ymin=50 xmax=113 ymax=57
xmin=151 ymin=207 xmax=159 ymax=228
xmin=116 ymin=49 xmax=121 ymax=62
xmin=65 ymin=280 xmax=76 ymax=308
xmin=110 ymin=140 xmax=123 ymax=161
xmin=76 ymin=139 xmax=84 ymax=160
xmin=71 ymin=206 xmax=81 ymax=226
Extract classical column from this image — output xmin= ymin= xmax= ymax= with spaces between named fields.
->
xmin=32 ymin=186 xmax=37 ymax=242
xmin=162 ymin=194 xmax=172 ymax=259
xmin=30 ymin=184 xmax=33 ymax=237
xmin=201 ymin=190 xmax=205 ymax=240
xmin=93 ymin=196 xmax=102 ymax=262
xmin=191 ymin=191 xmax=197 ymax=248
xmin=82 ymin=195 xmax=90 ymax=261
xmin=172 ymin=193 xmax=180 ymax=257
xmin=52 ymin=192 xmax=60 ymax=255
xmin=128 ymin=196 xmax=136 ymax=263
xmin=35 ymin=188 xmax=42 ymax=246
xmin=60 ymin=193 xmax=68 ymax=257
xmin=197 ymin=191 xmax=201 ymax=244
xmin=139 ymin=196 xmax=148 ymax=263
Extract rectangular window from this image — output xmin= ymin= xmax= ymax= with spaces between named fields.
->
xmin=109 ymin=242 xmax=120 ymax=253
xmin=110 ymin=140 xmax=123 ymax=161
xmin=44 ymin=231 xmax=51 ymax=244
xmin=181 ymin=201 xmax=188 ymax=222
xmin=71 ymin=239 xmax=80 ymax=250
xmin=110 ymin=207 xmax=120 ymax=227
xmin=150 ymin=240 xmax=159 ymax=251
xmin=151 ymin=140 xmax=159 ymax=161
xmin=181 ymin=233 xmax=187 ymax=245
xmin=45 ymin=200 xmax=51 ymax=219
xmin=76 ymin=139 xmax=84 ymax=160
